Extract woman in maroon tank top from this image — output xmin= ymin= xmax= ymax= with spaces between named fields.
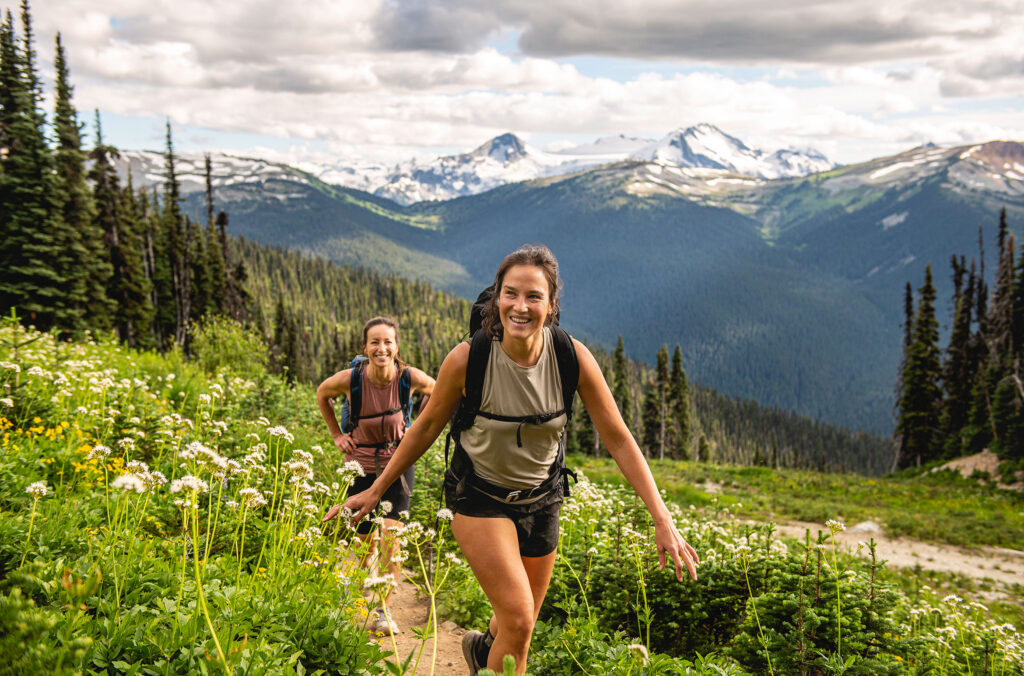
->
xmin=316 ymin=317 xmax=434 ymax=635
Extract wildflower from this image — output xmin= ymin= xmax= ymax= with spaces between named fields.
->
xmin=362 ymin=573 xmax=397 ymax=594
xmin=112 ymin=473 xmax=147 ymax=493
xmin=284 ymin=460 xmax=314 ymax=481
xmin=239 ymin=487 xmax=268 ymax=509
xmin=26 ymin=481 xmax=48 ymax=498
xmin=87 ymin=444 xmax=112 ymax=460
xmin=267 ymin=425 xmax=294 ymax=442
xmin=379 ymin=500 xmax=394 ymax=515
xmin=436 ymin=508 xmax=455 ymax=521
xmin=126 ymin=460 xmax=150 ymax=474
xmin=627 ymin=644 xmax=649 ymax=665
xmin=170 ymin=475 xmax=209 ymax=495
xmin=338 ymin=461 xmax=365 ymax=478
xmin=825 ymin=519 xmax=846 ymax=533
xmin=0 ymin=361 xmax=20 ymax=373
xmin=117 ymin=437 xmax=136 ymax=451
xmin=291 ymin=449 xmax=313 ymax=464
xmin=444 ymin=551 xmax=462 ymax=565
xmin=145 ymin=471 xmax=168 ymax=489
xmin=0 ymin=398 xmax=12 ymax=408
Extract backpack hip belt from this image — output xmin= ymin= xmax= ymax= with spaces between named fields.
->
xmin=464 ymin=464 xmax=562 ymax=505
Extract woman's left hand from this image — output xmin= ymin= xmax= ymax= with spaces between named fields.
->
xmin=655 ymin=520 xmax=700 ymax=581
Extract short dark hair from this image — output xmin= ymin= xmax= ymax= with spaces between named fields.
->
xmin=481 ymin=244 xmax=562 ymax=339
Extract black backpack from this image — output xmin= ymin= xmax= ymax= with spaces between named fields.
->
xmin=444 ymin=285 xmax=579 ymax=504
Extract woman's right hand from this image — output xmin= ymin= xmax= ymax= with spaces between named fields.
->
xmin=332 ymin=432 xmax=355 ymax=453
xmin=343 ymin=487 xmax=379 ymax=524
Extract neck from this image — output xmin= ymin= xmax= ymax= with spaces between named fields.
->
xmin=500 ymin=329 xmax=545 ymax=367
xmin=365 ymin=360 xmax=396 ymax=385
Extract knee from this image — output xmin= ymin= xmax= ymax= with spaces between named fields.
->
xmin=501 ymin=605 xmax=536 ymax=644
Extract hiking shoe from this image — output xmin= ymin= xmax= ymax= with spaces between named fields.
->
xmin=462 ymin=630 xmax=485 ymax=674
xmin=370 ymin=607 xmax=400 ymax=636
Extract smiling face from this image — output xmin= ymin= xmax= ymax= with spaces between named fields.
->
xmin=363 ymin=323 xmax=398 ymax=369
xmin=497 ymin=264 xmax=553 ymax=340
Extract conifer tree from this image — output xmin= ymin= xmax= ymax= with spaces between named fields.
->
xmin=940 ymin=267 xmax=975 ymax=457
xmin=697 ymin=433 xmax=711 ymax=462
xmin=641 ymin=378 xmax=660 ymax=458
xmin=89 ymin=114 xmax=152 ymax=345
xmin=654 ymin=344 xmax=669 ymax=459
xmin=53 ymin=35 xmax=113 ymax=330
xmin=1014 ymin=239 xmax=1024 ymax=362
xmin=669 ymin=344 xmax=691 ymax=460
xmin=158 ymin=121 xmax=189 ymax=346
xmin=1 ymin=4 xmax=80 ymax=330
xmin=895 ymin=265 xmax=942 ymax=468
xmin=612 ymin=335 xmax=632 ymax=432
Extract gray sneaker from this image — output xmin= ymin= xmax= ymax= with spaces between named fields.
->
xmin=369 ymin=607 xmax=400 ymax=636
xmin=462 ymin=630 xmax=485 ymax=674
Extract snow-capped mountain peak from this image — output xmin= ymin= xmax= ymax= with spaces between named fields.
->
xmin=630 ymin=124 xmax=834 ymax=179
xmin=471 ymin=133 xmax=528 ymax=163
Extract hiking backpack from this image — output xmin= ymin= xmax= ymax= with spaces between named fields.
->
xmin=339 ymin=354 xmax=413 ymax=434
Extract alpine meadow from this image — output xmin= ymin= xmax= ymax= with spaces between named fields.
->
xmin=2 ymin=3 xmax=1024 ymax=675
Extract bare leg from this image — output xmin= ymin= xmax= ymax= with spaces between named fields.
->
xmin=453 ymin=514 xmax=557 ymax=674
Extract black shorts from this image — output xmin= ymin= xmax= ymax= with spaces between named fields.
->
xmin=348 ymin=465 xmax=414 ymax=535
xmin=444 ymin=470 xmax=562 ymax=558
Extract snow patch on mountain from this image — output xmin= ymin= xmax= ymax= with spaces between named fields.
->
xmin=630 ymin=124 xmax=835 ymax=179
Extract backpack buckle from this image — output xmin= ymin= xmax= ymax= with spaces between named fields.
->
xmin=504 ymin=490 xmax=522 ymax=503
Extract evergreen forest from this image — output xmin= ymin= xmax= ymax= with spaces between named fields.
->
xmin=894 ymin=211 xmax=1024 ymax=470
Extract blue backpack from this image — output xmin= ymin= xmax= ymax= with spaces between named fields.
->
xmin=339 ymin=355 xmax=413 ymax=433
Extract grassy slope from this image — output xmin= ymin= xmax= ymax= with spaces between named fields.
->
xmin=576 ymin=457 xmax=1024 ymax=550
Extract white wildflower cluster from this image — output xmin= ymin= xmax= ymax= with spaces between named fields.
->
xmin=436 ymin=508 xmax=454 ymax=521
xmin=337 ymin=461 xmax=365 ymax=480
xmin=239 ymin=487 xmax=268 ymax=510
xmin=170 ymin=475 xmax=209 ymax=495
xmin=825 ymin=519 xmax=846 ymax=533
xmin=112 ymin=473 xmax=147 ymax=494
xmin=26 ymin=481 xmax=48 ymax=498
xmin=0 ymin=397 xmax=12 ymax=408
xmin=296 ymin=526 xmax=323 ymax=545
xmin=117 ymin=437 xmax=136 ymax=451
xmin=362 ymin=573 xmax=397 ymax=594
xmin=284 ymin=460 xmax=314 ymax=482
xmin=0 ymin=361 xmax=21 ymax=373
xmin=267 ymin=425 xmax=294 ymax=442
xmin=87 ymin=444 xmax=112 ymax=460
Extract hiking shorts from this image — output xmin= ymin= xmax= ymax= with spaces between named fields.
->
xmin=348 ymin=465 xmax=414 ymax=535
xmin=444 ymin=470 xmax=563 ymax=557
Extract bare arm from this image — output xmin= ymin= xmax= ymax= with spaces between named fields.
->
xmin=408 ymin=366 xmax=435 ymax=397
xmin=327 ymin=344 xmax=467 ymax=523
xmin=574 ymin=338 xmax=699 ymax=581
xmin=316 ymin=369 xmax=355 ymax=453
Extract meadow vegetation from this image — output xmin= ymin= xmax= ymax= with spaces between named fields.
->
xmin=2 ymin=321 xmax=1021 ymax=675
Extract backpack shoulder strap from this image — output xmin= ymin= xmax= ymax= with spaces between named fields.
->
xmin=451 ymin=330 xmax=493 ymax=432
xmin=345 ymin=361 xmax=365 ymax=433
xmin=550 ymin=326 xmax=579 ymax=421
xmin=399 ymin=365 xmax=412 ymax=426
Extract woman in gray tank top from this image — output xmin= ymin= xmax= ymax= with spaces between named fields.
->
xmin=338 ymin=246 xmax=699 ymax=673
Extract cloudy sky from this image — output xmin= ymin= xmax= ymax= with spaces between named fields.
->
xmin=22 ymin=0 xmax=1024 ymax=167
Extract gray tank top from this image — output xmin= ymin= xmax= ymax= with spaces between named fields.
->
xmin=460 ymin=328 xmax=566 ymax=489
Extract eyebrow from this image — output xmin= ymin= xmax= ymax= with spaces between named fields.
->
xmin=502 ymin=283 xmax=546 ymax=295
